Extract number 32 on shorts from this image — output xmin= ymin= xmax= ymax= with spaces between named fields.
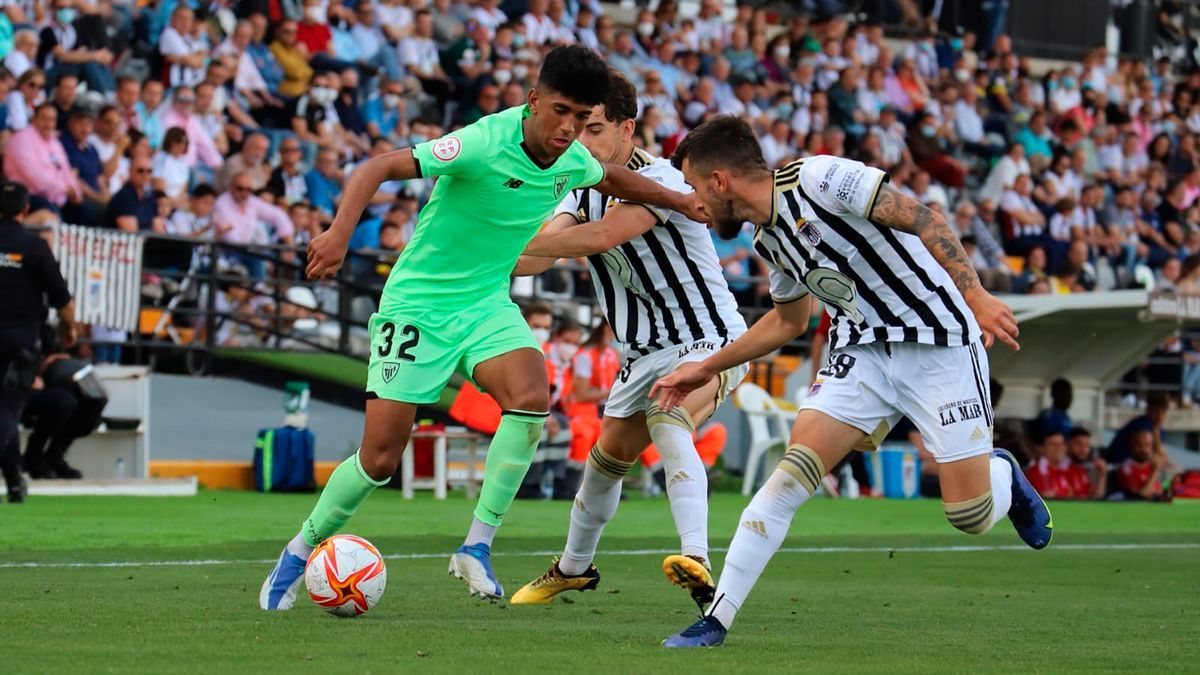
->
xmin=377 ymin=321 xmax=421 ymax=361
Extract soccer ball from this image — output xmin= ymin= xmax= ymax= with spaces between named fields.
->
xmin=304 ymin=535 xmax=387 ymax=617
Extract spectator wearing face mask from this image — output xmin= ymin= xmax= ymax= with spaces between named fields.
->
xmin=362 ymin=78 xmax=409 ymax=143
xmin=290 ymin=71 xmax=345 ymax=158
xmin=907 ymin=110 xmax=966 ymax=189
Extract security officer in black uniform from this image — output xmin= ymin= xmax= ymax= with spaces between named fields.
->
xmin=0 ymin=181 xmax=77 ymax=503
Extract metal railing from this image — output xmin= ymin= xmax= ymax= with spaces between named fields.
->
xmin=51 ymin=228 xmax=808 ymax=378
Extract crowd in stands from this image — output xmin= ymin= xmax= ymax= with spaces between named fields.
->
xmin=3 ymin=2 xmax=1200 ymax=419
xmin=2 ymin=0 xmax=1200 ymax=301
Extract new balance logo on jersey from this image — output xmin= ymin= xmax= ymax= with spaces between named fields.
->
xmin=502 ymin=178 xmax=524 ymax=189
xmin=668 ymin=471 xmax=693 ymax=488
xmin=741 ymin=520 xmax=767 ymax=538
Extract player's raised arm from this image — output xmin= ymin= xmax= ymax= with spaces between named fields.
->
xmin=594 ymin=164 xmax=707 ymax=224
xmin=651 ymin=296 xmax=812 ymax=411
xmin=306 ymin=148 xmax=420 ymax=279
xmin=523 ymin=202 xmax=657 ymax=258
xmin=867 ymin=183 xmax=1019 ymax=351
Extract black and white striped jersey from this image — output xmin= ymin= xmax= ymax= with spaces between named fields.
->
xmin=755 ymin=155 xmax=981 ymax=352
xmin=554 ymin=147 xmax=747 ymax=359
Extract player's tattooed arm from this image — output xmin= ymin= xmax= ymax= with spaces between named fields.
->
xmin=868 ymin=183 xmax=1020 ymax=350
xmin=868 ymin=184 xmax=980 ymax=297
xmin=594 ymin=165 xmax=708 ymax=223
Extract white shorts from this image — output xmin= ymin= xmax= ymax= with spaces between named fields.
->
xmin=605 ymin=337 xmax=750 ymax=419
xmin=800 ymin=340 xmax=994 ymax=464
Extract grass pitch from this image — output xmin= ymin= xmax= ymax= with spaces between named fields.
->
xmin=3 ymin=491 xmax=1197 ymax=674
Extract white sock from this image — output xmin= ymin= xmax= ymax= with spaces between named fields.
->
xmin=560 ymin=463 xmax=622 ymax=576
xmin=650 ymin=422 xmax=709 ymax=561
xmin=464 ymin=517 xmax=498 ymax=548
xmin=988 ymin=455 xmax=1014 ymax=529
xmin=708 ymin=469 xmax=811 ymax=629
xmin=286 ymin=531 xmax=314 ymax=559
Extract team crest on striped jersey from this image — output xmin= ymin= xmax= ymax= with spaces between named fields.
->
xmin=798 ymin=221 xmax=821 ymax=246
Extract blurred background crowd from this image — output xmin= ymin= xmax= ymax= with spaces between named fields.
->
xmin=4 ymin=0 xmax=1200 ymax=300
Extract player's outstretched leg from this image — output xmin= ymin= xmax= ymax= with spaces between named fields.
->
xmin=664 ymin=410 xmax=859 ymax=648
xmin=260 ymin=399 xmax=414 ymax=610
xmin=648 ymin=394 xmax=718 ymax=609
xmin=451 ymin=348 xmax=549 ymax=600
xmin=449 ymin=409 xmax=548 ymax=599
xmin=663 ymin=448 xmax=821 ymax=647
xmin=512 ymin=415 xmax=648 ymax=604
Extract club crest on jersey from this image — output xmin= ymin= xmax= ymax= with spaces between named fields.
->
xmin=382 ymin=362 xmax=399 ymax=383
xmin=808 ymin=378 xmax=824 ymax=397
xmin=431 ymin=136 xmax=461 ymax=161
xmin=554 ymin=174 xmax=570 ymax=199
xmin=798 ymin=221 xmax=822 ymax=246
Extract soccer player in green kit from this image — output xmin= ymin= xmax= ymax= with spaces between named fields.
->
xmin=260 ymin=46 xmax=704 ymax=607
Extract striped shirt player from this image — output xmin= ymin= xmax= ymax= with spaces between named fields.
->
xmin=657 ymin=116 xmax=1049 ymax=649
xmin=757 ymin=156 xmax=981 ymax=352
xmin=551 ymin=146 xmax=748 ymax=418
xmin=753 ymin=154 xmax=990 ymax=454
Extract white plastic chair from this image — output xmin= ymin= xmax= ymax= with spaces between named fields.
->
xmin=734 ymin=383 xmax=793 ymax=495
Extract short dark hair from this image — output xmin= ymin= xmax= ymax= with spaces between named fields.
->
xmin=1066 ymin=427 xmax=1091 ymax=440
xmin=163 ymin=126 xmax=188 ymax=149
xmin=671 ymin=115 xmax=768 ymax=177
xmin=602 ymin=68 xmax=638 ymax=123
xmin=191 ymin=183 xmax=217 ymax=199
xmin=537 ymin=44 xmax=609 ymax=107
xmin=0 ymin=181 xmax=29 ymax=218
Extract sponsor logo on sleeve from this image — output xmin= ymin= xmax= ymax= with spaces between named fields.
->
xmin=431 ymin=137 xmax=461 ymax=161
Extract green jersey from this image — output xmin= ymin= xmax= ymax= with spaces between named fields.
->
xmin=382 ymin=105 xmax=605 ymax=312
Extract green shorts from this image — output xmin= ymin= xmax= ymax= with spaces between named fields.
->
xmin=365 ymin=300 xmax=540 ymax=404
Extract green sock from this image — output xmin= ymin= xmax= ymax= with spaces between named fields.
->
xmin=302 ymin=450 xmax=388 ymax=547
xmin=473 ymin=411 xmax=547 ymax=526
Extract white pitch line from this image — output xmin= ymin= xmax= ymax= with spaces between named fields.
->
xmin=1 ymin=542 xmax=1197 ymax=570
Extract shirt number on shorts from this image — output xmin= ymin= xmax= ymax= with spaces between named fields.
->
xmin=617 ymin=362 xmax=632 ymax=384
xmin=378 ymin=322 xmax=421 ymax=362
xmin=820 ymin=353 xmax=857 ymax=379
xmin=804 ymin=268 xmax=865 ymax=323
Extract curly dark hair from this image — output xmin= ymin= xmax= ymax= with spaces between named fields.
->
xmin=671 ymin=115 xmax=768 ymax=177
xmin=602 ymin=68 xmax=638 ymax=123
xmin=537 ymin=44 xmax=609 ymax=107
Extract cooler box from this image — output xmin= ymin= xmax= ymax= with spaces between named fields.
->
xmin=867 ymin=445 xmax=921 ymax=499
